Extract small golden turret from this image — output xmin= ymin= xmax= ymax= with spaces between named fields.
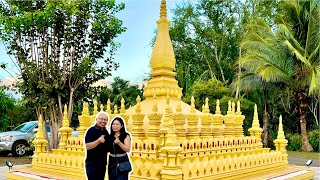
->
xmin=58 ymin=105 xmax=73 ymax=149
xmin=248 ymin=104 xmax=263 ymax=147
xmin=273 ymin=115 xmax=288 ymax=163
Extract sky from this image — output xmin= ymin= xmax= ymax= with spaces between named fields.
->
xmin=0 ymin=0 xmax=184 ymax=88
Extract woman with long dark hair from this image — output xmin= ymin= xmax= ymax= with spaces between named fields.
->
xmin=108 ymin=116 xmax=132 ymax=180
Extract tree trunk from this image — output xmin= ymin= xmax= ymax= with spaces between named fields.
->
xmin=299 ymin=94 xmax=314 ymax=152
xmin=262 ymin=106 xmax=269 ymax=148
xmin=49 ymin=105 xmax=59 ymax=149
xmin=68 ymin=88 xmax=74 ymax=123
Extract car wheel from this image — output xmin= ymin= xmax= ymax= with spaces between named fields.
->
xmin=12 ymin=141 xmax=28 ymax=156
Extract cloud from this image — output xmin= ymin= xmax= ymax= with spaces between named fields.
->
xmin=91 ymin=79 xmax=113 ymax=88
xmin=0 ymin=77 xmax=18 ymax=89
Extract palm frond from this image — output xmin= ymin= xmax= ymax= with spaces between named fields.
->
xmin=306 ymin=0 xmax=320 ymax=59
xmin=283 ymin=40 xmax=311 ymax=68
xmin=308 ymin=66 xmax=320 ymax=95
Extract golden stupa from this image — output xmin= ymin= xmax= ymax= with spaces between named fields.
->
xmin=7 ymin=0 xmax=314 ymax=179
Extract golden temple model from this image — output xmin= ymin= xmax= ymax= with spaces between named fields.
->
xmin=7 ymin=0 xmax=314 ymax=179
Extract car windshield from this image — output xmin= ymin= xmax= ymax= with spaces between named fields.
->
xmin=13 ymin=122 xmax=36 ymax=133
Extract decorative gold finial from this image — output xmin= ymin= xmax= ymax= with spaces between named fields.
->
xmin=215 ymin=100 xmax=221 ymax=114
xmin=82 ymin=102 xmax=89 ymax=116
xmin=107 ymin=99 xmax=111 ymax=114
xmin=277 ymin=115 xmax=285 ymax=139
xmin=252 ymin=104 xmax=260 ymax=128
xmin=62 ymin=104 xmax=69 ymax=127
xmin=100 ymin=104 xmax=104 ymax=112
xmin=232 ymin=102 xmax=236 ymax=114
xmin=160 ymin=0 xmax=167 ymax=19
xmin=120 ymin=98 xmax=126 ymax=114
xmin=190 ymin=96 xmax=196 ymax=113
xmin=93 ymin=100 xmax=98 ymax=115
xmin=36 ymin=114 xmax=45 ymax=139
xmin=135 ymin=95 xmax=141 ymax=113
xmin=236 ymin=101 xmax=241 ymax=115
xmin=204 ymin=98 xmax=210 ymax=113
xmin=114 ymin=105 xmax=118 ymax=114
xmin=227 ymin=100 xmax=232 ymax=114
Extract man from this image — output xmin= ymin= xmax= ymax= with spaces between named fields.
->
xmin=84 ymin=111 xmax=111 ymax=180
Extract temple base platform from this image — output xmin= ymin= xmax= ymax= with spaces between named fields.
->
xmin=7 ymin=165 xmax=314 ymax=180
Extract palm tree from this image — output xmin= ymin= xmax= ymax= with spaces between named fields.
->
xmin=238 ymin=0 xmax=319 ymax=151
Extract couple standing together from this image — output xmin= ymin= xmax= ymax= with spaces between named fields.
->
xmin=84 ymin=112 xmax=132 ymax=180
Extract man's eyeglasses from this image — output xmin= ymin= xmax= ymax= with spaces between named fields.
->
xmin=98 ymin=117 xmax=108 ymax=122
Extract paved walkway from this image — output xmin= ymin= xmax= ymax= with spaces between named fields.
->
xmin=0 ymin=164 xmax=31 ymax=180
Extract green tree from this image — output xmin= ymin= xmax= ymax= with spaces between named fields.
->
xmin=238 ymin=0 xmax=320 ymax=151
xmin=170 ymin=0 xmax=242 ymax=93
xmin=99 ymin=77 xmax=143 ymax=109
xmin=0 ymin=0 xmax=126 ymax=148
xmin=0 ymin=88 xmax=15 ymax=131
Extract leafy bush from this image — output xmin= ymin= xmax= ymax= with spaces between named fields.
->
xmin=25 ymin=136 xmax=35 ymax=155
xmin=286 ymin=133 xmax=302 ymax=151
xmin=308 ymin=130 xmax=320 ymax=152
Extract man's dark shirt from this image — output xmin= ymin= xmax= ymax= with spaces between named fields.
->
xmin=85 ymin=125 xmax=111 ymax=165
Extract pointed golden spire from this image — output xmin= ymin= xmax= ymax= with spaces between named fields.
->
xmin=106 ymin=99 xmax=111 ymax=114
xmin=135 ymin=95 xmax=141 ymax=113
xmin=236 ymin=101 xmax=242 ymax=115
xmin=227 ymin=100 xmax=232 ymax=114
xmin=215 ymin=100 xmax=221 ymax=114
xmin=232 ymin=102 xmax=236 ymax=114
xmin=100 ymin=104 xmax=104 ymax=112
xmin=36 ymin=114 xmax=45 ymax=140
xmin=93 ymin=100 xmax=98 ymax=115
xmin=82 ymin=102 xmax=89 ymax=116
xmin=143 ymin=0 xmax=182 ymax=99
xmin=120 ymin=98 xmax=126 ymax=114
xmin=149 ymin=0 xmax=176 ymax=79
xmin=160 ymin=0 xmax=167 ymax=19
xmin=204 ymin=98 xmax=210 ymax=113
xmin=277 ymin=115 xmax=285 ymax=139
xmin=62 ymin=104 xmax=69 ymax=127
xmin=114 ymin=105 xmax=118 ymax=114
xmin=252 ymin=104 xmax=260 ymax=128
xmin=190 ymin=96 xmax=196 ymax=113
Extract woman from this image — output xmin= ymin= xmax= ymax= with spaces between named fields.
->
xmin=108 ymin=116 xmax=132 ymax=180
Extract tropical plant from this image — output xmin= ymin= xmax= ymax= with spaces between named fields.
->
xmin=238 ymin=0 xmax=320 ymax=151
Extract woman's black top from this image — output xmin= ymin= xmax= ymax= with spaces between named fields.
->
xmin=111 ymin=132 xmax=130 ymax=154
xmin=108 ymin=132 xmax=131 ymax=177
